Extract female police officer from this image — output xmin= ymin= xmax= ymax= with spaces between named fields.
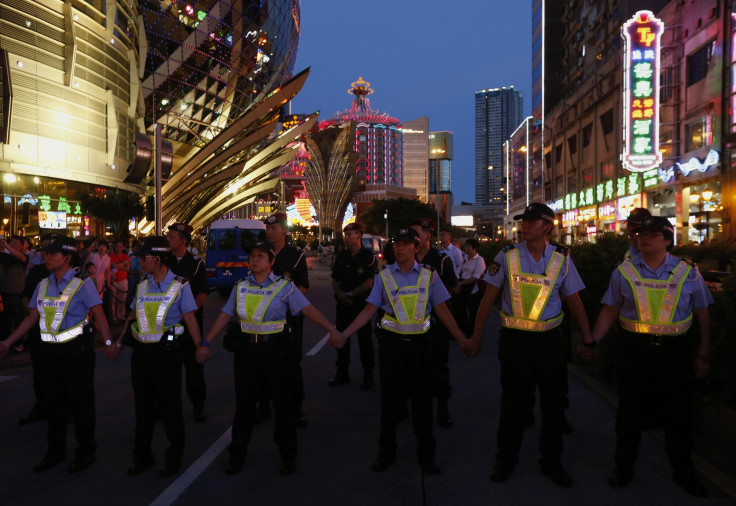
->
xmin=341 ymin=228 xmax=471 ymax=475
xmin=118 ymin=236 xmax=204 ymax=478
xmin=0 ymin=236 xmax=117 ymax=473
xmin=580 ymin=217 xmax=712 ymax=497
xmin=196 ymin=242 xmax=344 ymax=476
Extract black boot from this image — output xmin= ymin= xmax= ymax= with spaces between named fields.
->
xmin=327 ymin=370 xmax=350 ymax=387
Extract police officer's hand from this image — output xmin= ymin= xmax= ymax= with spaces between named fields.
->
xmin=327 ymin=328 xmax=347 ymax=349
xmin=0 ymin=341 xmax=9 ymax=358
xmin=337 ymin=294 xmax=353 ymax=306
xmin=464 ymin=336 xmax=481 ymax=357
xmin=195 ymin=346 xmax=211 ymax=364
xmin=576 ymin=343 xmax=596 ymax=363
xmin=104 ymin=342 xmax=121 ymax=360
xmin=693 ymin=356 xmax=710 ymax=378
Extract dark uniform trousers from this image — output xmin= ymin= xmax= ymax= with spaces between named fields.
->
xmin=430 ymin=319 xmax=451 ymax=402
xmin=27 ymin=326 xmax=44 ymax=408
xmin=230 ymin=332 xmax=297 ymax=463
xmin=39 ymin=335 xmax=96 ymax=457
xmin=335 ymin=302 xmax=375 ymax=374
xmin=615 ymin=330 xmax=694 ymax=474
xmin=376 ymin=328 xmax=435 ymax=461
xmin=288 ymin=314 xmax=305 ymax=404
xmin=496 ymin=326 xmax=565 ymax=468
xmin=180 ymin=311 xmax=206 ymax=405
xmin=131 ymin=341 xmax=184 ymax=461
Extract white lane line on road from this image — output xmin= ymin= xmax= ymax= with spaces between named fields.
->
xmin=150 ymin=426 xmax=232 ymax=506
xmin=306 ymin=333 xmax=330 ymax=356
xmin=0 ymin=376 xmax=18 ymax=383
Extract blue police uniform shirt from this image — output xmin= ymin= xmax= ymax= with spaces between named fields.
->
xmin=365 ymin=261 xmax=451 ymax=316
xmin=625 ymin=245 xmax=641 ymax=260
xmin=129 ymin=269 xmax=198 ymax=327
xmin=601 ymin=253 xmax=714 ymax=322
xmin=482 ymin=241 xmax=585 ymax=321
xmin=220 ymin=272 xmax=309 ymax=320
xmin=29 ymin=268 xmax=102 ymax=332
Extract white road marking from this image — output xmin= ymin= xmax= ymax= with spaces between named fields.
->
xmin=150 ymin=426 xmax=232 ymax=506
xmin=0 ymin=376 xmax=18 ymax=383
xmin=306 ymin=333 xmax=330 ymax=356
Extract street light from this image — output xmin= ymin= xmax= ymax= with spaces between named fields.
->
xmin=384 ymin=209 xmax=388 ymax=239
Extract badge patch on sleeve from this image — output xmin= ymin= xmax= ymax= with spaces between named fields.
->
xmin=488 ymin=261 xmax=501 ymax=276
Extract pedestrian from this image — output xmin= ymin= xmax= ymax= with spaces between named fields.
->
xmin=90 ymin=239 xmax=112 ymax=321
xmin=439 ymin=228 xmax=463 ymax=277
xmin=452 ymin=237 xmax=467 ymax=262
xmin=109 ymin=239 xmax=130 ymax=323
xmin=0 ymin=235 xmax=29 ymax=337
xmin=0 ymin=236 xmax=117 ymax=473
xmin=468 ymin=203 xmax=592 ymax=488
xmin=455 ymin=238 xmax=486 ymax=334
xmin=195 ymin=242 xmax=344 ymax=475
xmin=263 ymin=212 xmax=309 ymax=426
xmin=341 ymin=228 xmax=471 ymax=475
xmin=126 ymin=239 xmax=143 ymax=317
xmin=116 ymin=236 xmax=204 ymax=478
xmin=328 ymin=222 xmax=378 ymax=389
xmin=166 ymin=223 xmax=209 ymax=423
xmin=579 ymin=217 xmax=712 ymax=497
xmin=410 ymin=218 xmax=458 ymax=428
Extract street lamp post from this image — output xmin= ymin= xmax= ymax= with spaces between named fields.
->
xmin=384 ymin=209 xmax=388 ymax=239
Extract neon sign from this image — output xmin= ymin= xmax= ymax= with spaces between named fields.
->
xmin=622 ymin=11 xmax=664 ymax=172
xmin=675 ymin=149 xmax=720 ymax=176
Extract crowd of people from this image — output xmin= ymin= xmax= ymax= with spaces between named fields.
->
xmin=0 ymin=206 xmax=717 ymax=498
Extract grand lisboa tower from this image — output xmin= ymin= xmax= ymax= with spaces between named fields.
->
xmin=0 ymin=0 xmax=313 ymax=237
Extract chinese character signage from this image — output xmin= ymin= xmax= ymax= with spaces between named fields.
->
xmin=622 ymin=11 xmax=663 ymax=173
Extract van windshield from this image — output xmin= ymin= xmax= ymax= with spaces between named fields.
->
xmin=241 ymin=230 xmax=260 ymax=251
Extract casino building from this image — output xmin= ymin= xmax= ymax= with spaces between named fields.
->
xmin=0 ymin=0 xmax=308 ymax=239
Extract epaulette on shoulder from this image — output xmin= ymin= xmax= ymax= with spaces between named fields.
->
xmin=554 ymin=244 xmax=569 ymax=256
xmin=175 ymin=275 xmax=190 ymax=284
xmin=681 ymin=257 xmax=694 ymax=266
xmin=422 ymin=264 xmax=435 ymax=272
xmin=75 ymin=272 xmax=88 ymax=280
xmin=501 ymin=244 xmax=515 ymax=253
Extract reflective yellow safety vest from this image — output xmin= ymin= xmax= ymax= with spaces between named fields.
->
xmin=379 ymin=267 xmax=432 ymax=335
xmin=132 ymin=278 xmax=184 ymax=343
xmin=236 ymin=277 xmax=289 ymax=334
xmin=37 ymin=277 xmax=86 ymax=343
xmin=500 ymin=248 xmax=565 ymax=332
xmin=617 ymin=259 xmax=692 ymax=335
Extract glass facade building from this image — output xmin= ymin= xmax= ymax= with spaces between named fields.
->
xmin=401 ymin=117 xmax=429 ymax=203
xmin=474 ymin=86 xmax=523 ymax=221
xmin=428 ymin=131 xmax=453 ymax=193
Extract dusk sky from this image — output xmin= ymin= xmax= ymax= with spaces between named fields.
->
xmin=291 ymin=0 xmax=533 ymax=205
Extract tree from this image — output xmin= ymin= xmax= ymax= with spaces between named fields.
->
xmin=358 ymin=198 xmax=439 ymax=238
xmin=80 ymin=189 xmax=145 ymax=241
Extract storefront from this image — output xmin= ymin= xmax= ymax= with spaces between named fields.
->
xmin=684 ymin=181 xmax=723 ymax=243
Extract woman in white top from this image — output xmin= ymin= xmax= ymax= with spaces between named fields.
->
xmin=455 ymin=238 xmax=486 ymax=334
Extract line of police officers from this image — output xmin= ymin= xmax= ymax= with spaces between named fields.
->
xmin=0 ymin=206 xmax=714 ymax=497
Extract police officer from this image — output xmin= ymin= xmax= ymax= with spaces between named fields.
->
xmin=580 ymin=217 xmax=712 ymax=497
xmin=119 ymin=236 xmax=204 ymax=478
xmin=196 ymin=242 xmax=344 ymax=475
xmin=0 ymin=236 xmax=117 ymax=473
xmin=409 ymin=218 xmax=458 ymax=428
xmin=468 ymin=203 xmax=592 ymax=488
xmin=166 ymin=223 xmax=208 ymax=422
xmin=329 ymin=222 xmax=377 ymax=389
xmin=264 ymin=212 xmax=309 ymax=426
xmin=624 ymin=207 xmax=652 ymax=260
xmin=342 ymin=228 xmax=471 ymax=475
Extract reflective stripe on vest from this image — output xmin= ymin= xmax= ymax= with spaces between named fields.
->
xmin=500 ymin=249 xmax=565 ymax=332
xmin=37 ymin=277 xmax=86 ymax=343
xmin=236 ymin=278 xmax=288 ymax=334
xmin=379 ymin=268 xmax=432 ymax=334
xmin=618 ymin=260 xmax=692 ymax=335
xmin=133 ymin=279 xmax=183 ymax=342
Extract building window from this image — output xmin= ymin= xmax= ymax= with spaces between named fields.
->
xmin=555 ymin=144 xmax=563 ymax=163
xmin=687 ymin=40 xmax=716 ymax=86
xmin=567 ymin=134 xmax=577 ymax=155
xmin=660 ymin=130 xmax=675 ymax=159
xmin=568 ymin=177 xmax=577 ymax=194
xmin=582 ymin=169 xmax=593 ymax=187
xmin=600 ymin=109 xmax=614 ymax=135
xmin=686 ymin=116 xmax=713 ymax=152
xmin=601 ymin=161 xmax=616 ymax=180
xmin=582 ymin=123 xmax=593 ymax=147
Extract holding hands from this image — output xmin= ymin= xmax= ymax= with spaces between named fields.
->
xmin=327 ymin=327 xmax=347 ymax=349
xmin=196 ymin=344 xmax=212 ymax=364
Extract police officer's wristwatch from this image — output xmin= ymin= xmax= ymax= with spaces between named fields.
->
xmin=346 ymin=291 xmax=352 ymax=298
xmin=105 ymin=339 xmax=113 ymax=346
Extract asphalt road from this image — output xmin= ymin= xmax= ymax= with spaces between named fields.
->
xmin=0 ymin=259 xmax=733 ymax=506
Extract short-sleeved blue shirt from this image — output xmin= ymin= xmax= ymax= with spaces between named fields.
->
xmin=221 ymin=272 xmax=309 ymax=320
xmin=482 ymin=242 xmax=585 ymax=321
xmin=129 ymin=269 xmax=198 ymax=327
xmin=365 ymin=261 xmax=451 ymax=317
xmin=30 ymin=267 xmax=102 ymax=332
xmin=601 ymin=253 xmax=714 ymax=321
